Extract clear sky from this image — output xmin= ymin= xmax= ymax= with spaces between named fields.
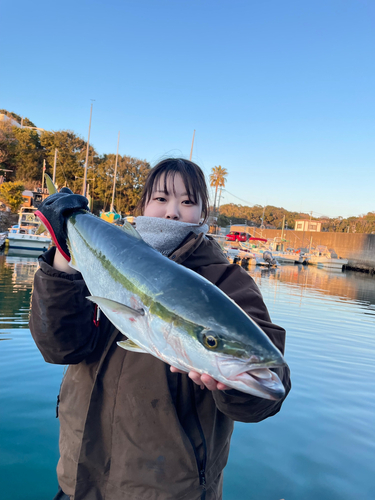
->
xmin=2 ymin=0 xmax=374 ymax=218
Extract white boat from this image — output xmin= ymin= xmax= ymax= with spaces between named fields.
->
xmin=223 ymin=245 xmax=240 ymax=260
xmin=267 ymin=238 xmax=304 ymax=264
xmin=7 ymin=207 xmax=51 ymax=252
xmin=305 ymin=246 xmax=348 ymax=270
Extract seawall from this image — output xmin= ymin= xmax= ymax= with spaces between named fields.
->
xmin=230 ymin=225 xmax=375 ymax=272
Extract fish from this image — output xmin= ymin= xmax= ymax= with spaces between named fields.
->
xmin=40 ymin=176 xmax=287 ymax=400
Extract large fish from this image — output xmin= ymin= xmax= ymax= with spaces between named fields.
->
xmin=40 ymin=179 xmax=287 ymax=400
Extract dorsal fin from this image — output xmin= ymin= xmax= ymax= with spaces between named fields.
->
xmin=120 ymin=220 xmax=142 ymax=240
xmin=45 ymin=173 xmax=58 ymax=195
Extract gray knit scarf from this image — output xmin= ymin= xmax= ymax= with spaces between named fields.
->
xmin=135 ymin=216 xmax=209 ymax=256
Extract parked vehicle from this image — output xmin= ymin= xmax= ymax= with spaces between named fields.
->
xmin=225 ymin=231 xmax=249 ymax=242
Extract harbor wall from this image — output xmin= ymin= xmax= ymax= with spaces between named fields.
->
xmin=236 ymin=226 xmax=375 ymax=271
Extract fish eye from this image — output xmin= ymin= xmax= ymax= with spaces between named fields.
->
xmin=203 ymin=334 xmax=218 ymax=349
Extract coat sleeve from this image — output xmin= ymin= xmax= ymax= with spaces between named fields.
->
xmin=196 ymin=262 xmax=291 ymax=423
xmin=29 ymin=248 xmax=108 ymax=365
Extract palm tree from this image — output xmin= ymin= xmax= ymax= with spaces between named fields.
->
xmin=209 ymin=165 xmax=228 ymax=215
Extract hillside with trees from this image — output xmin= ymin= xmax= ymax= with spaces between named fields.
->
xmin=0 ymin=109 xmax=150 ymax=214
xmin=218 ymin=203 xmax=375 ymax=234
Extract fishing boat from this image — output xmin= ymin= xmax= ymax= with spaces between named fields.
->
xmin=305 ymin=246 xmax=348 ymax=270
xmin=266 ymin=238 xmax=304 ymax=264
xmin=7 ymin=207 xmax=51 ymax=252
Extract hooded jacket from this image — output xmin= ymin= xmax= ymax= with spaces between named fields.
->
xmin=30 ymin=233 xmax=291 ymax=500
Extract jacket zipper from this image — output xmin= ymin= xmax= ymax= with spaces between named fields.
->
xmin=188 ymin=379 xmax=207 ymax=499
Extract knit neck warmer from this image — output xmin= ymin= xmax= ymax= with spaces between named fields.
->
xmin=135 ymin=216 xmax=209 ymax=256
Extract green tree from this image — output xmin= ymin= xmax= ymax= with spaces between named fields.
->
xmin=209 ymin=165 xmax=228 ymax=215
xmin=0 ymin=119 xmax=17 ymax=175
xmin=12 ymin=127 xmax=44 ymax=182
xmin=40 ymin=130 xmax=97 ymax=191
xmin=94 ymin=154 xmax=150 ymax=213
xmin=0 ymin=181 xmax=25 ymax=212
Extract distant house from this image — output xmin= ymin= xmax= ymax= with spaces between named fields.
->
xmin=0 ymin=113 xmax=45 ymax=134
xmin=294 ymin=219 xmax=322 ymax=232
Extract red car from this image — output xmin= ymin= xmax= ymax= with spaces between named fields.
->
xmin=225 ymin=231 xmax=248 ymax=242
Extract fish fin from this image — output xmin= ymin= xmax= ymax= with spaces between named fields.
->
xmin=86 ymin=296 xmax=144 ymax=316
xmin=87 ymin=193 xmax=93 ymax=212
xmin=45 ymin=173 xmax=58 ymax=195
xmin=120 ymin=221 xmax=143 ymax=240
xmin=35 ymin=223 xmax=47 ymax=235
xmin=117 ymin=339 xmax=148 ymax=353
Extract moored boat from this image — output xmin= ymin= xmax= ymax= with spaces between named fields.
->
xmin=305 ymin=246 xmax=348 ymax=270
xmin=7 ymin=207 xmax=51 ymax=252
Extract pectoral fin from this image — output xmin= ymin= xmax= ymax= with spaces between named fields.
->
xmin=117 ymin=339 xmax=148 ymax=353
xmin=86 ymin=296 xmax=145 ymax=316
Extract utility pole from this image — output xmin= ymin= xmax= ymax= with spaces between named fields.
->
xmin=281 ymin=214 xmax=285 ymax=240
xmin=110 ymin=131 xmax=120 ymax=212
xmin=261 ymin=206 xmax=266 ymax=229
xmin=217 ymin=188 xmax=223 ymax=215
xmin=42 ymin=159 xmax=46 ymax=190
xmin=53 ymin=149 xmax=58 ymax=184
xmin=189 ymin=130 xmax=196 ymax=161
xmin=83 ymin=103 xmax=94 ymax=197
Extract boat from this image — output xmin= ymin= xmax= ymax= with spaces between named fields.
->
xmin=305 ymin=245 xmax=348 ymax=270
xmin=267 ymin=239 xmax=304 ymax=264
xmin=7 ymin=207 xmax=51 ymax=252
xmin=255 ymin=250 xmax=279 ymax=268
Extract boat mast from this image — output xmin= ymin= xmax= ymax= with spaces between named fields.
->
xmin=189 ymin=130 xmax=196 ymax=160
xmin=110 ymin=131 xmax=120 ymax=212
xmin=83 ymin=102 xmax=94 ymax=197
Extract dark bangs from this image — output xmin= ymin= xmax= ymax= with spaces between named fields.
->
xmin=137 ymin=158 xmax=209 ymax=224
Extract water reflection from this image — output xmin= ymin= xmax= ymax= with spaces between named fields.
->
xmin=245 ymin=263 xmax=375 ymax=310
xmin=0 ymin=253 xmax=375 ymax=500
xmin=0 ymin=252 xmax=38 ymax=332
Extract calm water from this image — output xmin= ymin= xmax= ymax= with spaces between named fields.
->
xmin=0 ymin=252 xmax=374 ymax=500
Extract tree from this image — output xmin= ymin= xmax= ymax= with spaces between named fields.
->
xmin=0 ymin=119 xmax=17 ymax=175
xmin=94 ymin=154 xmax=150 ymax=213
xmin=0 ymin=181 xmax=25 ymax=212
xmin=12 ymin=127 xmax=44 ymax=182
xmin=209 ymin=165 xmax=228 ymax=215
xmin=40 ymin=130 xmax=97 ymax=191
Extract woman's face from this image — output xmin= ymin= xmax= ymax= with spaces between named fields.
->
xmin=143 ymin=173 xmax=202 ymax=224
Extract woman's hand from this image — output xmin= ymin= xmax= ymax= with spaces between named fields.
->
xmin=170 ymin=366 xmax=230 ymax=391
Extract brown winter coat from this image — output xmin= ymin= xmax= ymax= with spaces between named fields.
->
xmin=30 ymin=234 xmax=291 ymax=500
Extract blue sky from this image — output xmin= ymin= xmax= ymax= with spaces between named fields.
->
xmin=2 ymin=0 xmax=374 ymax=218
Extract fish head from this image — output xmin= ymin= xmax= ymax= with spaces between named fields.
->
xmin=195 ymin=321 xmax=286 ymax=400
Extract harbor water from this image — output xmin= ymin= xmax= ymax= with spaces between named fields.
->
xmin=0 ymin=252 xmax=374 ymax=500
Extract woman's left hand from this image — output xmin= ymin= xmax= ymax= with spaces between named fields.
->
xmin=170 ymin=366 xmax=230 ymax=391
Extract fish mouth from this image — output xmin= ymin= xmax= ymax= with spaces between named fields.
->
xmin=234 ymin=368 xmax=285 ymax=400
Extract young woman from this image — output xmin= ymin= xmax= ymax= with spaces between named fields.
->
xmin=30 ymin=158 xmax=291 ymax=500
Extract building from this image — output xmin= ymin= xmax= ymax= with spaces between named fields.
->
xmin=294 ymin=219 xmax=322 ymax=232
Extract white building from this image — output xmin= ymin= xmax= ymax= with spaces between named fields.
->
xmin=294 ymin=219 xmax=322 ymax=232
